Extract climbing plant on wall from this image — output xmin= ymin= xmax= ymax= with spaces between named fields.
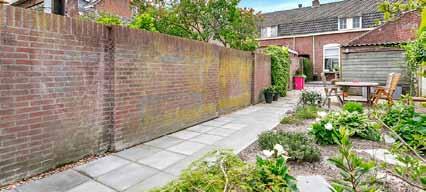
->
xmin=265 ymin=46 xmax=291 ymax=97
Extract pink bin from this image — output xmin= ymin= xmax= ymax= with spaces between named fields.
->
xmin=293 ymin=76 xmax=305 ymax=90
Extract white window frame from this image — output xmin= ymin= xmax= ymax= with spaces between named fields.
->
xmin=261 ymin=26 xmax=278 ymax=38
xmin=323 ymin=44 xmax=340 ymax=72
xmin=338 ymin=17 xmax=347 ymax=30
xmin=352 ymin=16 xmax=362 ymax=29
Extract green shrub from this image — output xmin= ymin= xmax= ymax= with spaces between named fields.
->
xmin=310 ymin=111 xmax=382 ymax=145
xmin=294 ymin=105 xmax=318 ymax=119
xmin=342 ymin=102 xmax=364 ymax=113
xmin=258 ymin=132 xmax=321 ymax=162
xmin=300 ymin=90 xmax=322 ymax=106
xmin=81 ymin=12 xmax=123 ymax=25
xmin=280 ymin=115 xmax=301 ymax=124
xmin=392 ymin=114 xmax=426 ymax=153
xmin=302 ymin=58 xmax=313 ymax=81
xmin=265 ymin=46 xmax=291 ymax=97
xmin=329 ymin=128 xmax=382 ymax=192
xmin=151 ymin=149 xmax=298 ymax=192
xmin=382 ymin=101 xmax=416 ymax=127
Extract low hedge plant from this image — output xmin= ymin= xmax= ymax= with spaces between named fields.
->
xmin=258 ymin=131 xmax=321 ymax=162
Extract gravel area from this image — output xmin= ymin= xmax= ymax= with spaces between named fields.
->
xmin=238 ymin=118 xmax=421 ymax=192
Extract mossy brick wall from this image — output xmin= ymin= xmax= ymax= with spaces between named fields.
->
xmin=0 ymin=5 xmax=271 ymax=185
xmin=0 ymin=5 xmax=112 ymax=185
xmin=111 ymin=27 xmax=220 ymax=150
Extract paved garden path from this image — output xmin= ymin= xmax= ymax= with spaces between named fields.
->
xmin=7 ymin=91 xmax=305 ymax=192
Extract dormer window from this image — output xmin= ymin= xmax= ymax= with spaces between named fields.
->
xmin=339 ymin=16 xmax=362 ymax=30
xmin=261 ymin=26 xmax=278 ymax=38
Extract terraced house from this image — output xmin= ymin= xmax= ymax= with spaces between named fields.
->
xmin=259 ymin=0 xmax=384 ymax=80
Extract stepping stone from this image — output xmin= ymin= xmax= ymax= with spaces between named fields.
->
xmin=383 ymin=134 xmax=396 ymax=144
xmin=169 ymin=130 xmax=201 ymax=140
xmin=97 ymin=163 xmax=158 ymax=191
xmin=145 ymin=136 xmax=184 ymax=149
xmin=66 ymin=181 xmax=115 ymax=192
xmin=115 ymin=145 xmax=162 ymax=161
xmin=187 ymin=125 xmax=215 ymax=133
xmin=138 ymin=151 xmax=186 ymax=170
xmin=167 ymin=141 xmax=206 ymax=155
xmin=74 ymin=155 xmax=130 ymax=178
xmin=358 ymin=149 xmax=403 ymax=166
xmin=16 ymin=170 xmax=89 ymax=192
xmin=296 ymin=175 xmax=331 ymax=192
xmin=189 ymin=134 xmax=223 ymax=145
xmin=124 ymin=172 xmax=175 ymax=192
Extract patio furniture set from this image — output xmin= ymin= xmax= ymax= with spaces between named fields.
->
xmin=320 ymin=72 xmax=402 ymax=107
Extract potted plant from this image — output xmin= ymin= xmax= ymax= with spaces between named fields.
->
xmin=272 ymin=86 xmax=280 ymax=101
xmin=264 ymin=86 xmax=274 ymax=103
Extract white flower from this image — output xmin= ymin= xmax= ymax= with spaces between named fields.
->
xmin=262 ymin=150 xmax=274 ymax=158
xmin=325 ymin=123 xmax=333 ymax=130
xmin=274 ymin=144 xmax=285 ymax=155
xmin=315 ymin=118 xmax=321 ymax=122
xmin=307 ymin=127 xmax=312 ymax=131
xmin=318 ymin=111 xmax=327 ymax=118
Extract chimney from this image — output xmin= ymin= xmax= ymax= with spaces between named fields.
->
xmin=312 ymin=0 xmax=320 ymax=7
xmin=298 ymin=4 xmax=303 ymax=8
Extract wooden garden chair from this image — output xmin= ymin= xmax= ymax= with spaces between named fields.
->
xmin=321 ymin=73 xmax=343 ymax=107
xmin=372 ymin=73 xmax=401 ymax=105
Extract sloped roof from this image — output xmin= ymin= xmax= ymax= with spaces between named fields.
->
xmin=260 ymin=0 xmax=383 ymax=27
xmin=344 ymin=11 xmax=421 ymax=47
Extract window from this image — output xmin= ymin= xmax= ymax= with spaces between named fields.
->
xmin=339 ymin=18 xmax=347 ymax=30
xmin=353 ymin=16 xmax=361 ymax=28
xmin=323 ymin=44 xmax=340 ymax=72
xmin=261 ymin=26 xmax=278 ymax=38
xmin=339 ymin=17 xmax=362 ymax=30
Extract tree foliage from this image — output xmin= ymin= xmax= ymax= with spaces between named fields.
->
xmin=378 ymin=0 xmax=426 ymax=22
xmin=130 ymin=0 xmax=260 ymax=51
xmin=81 ymin=12 xmax=123 ymax=26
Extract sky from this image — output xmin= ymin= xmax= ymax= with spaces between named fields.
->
xmin=239 ymin=0 xmax=342 ymax=13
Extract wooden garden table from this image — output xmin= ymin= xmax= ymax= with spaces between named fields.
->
xmin=335 ymin=81 xmax=379 ymax=106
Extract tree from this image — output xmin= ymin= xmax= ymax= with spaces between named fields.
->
xmin=130 ymin=0 xmax=260 ymax=51
xmin=378 ymin=0 xmax=426 ymax=21
xmin=81 ymin=12 xmax=123 ymax=26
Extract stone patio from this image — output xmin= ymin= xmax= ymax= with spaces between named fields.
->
xmin=7 ymin=91 xmax=301 ymax=192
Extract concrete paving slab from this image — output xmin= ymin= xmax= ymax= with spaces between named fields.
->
xmin=187 ymin=125 xmax=215 ymax=133
xmin=97 ymin=163 xmax=158 ymax=191
xmin=124 ymin=172 xmax=175 ymax=192
xmin=167 ymin=141 xmax=206 ymax=155
xmin=115 ymin=145 xmax=162 ymax=161
xmin=207 ymin=128 xmax=236 ymax=137
xmin=201 ymin=120 xmax=229 ymax=127
xmin=66 ymin=181 xmax=115 ymax=192
xmin=169 ymin=130 xmax=201 ymax=140
xmin=145 ymin=136 xmax=184 ymax=149
xmin=138 ymin=151 xmax=186 ymax=170
xmin=296 ymin=175 xmax=331 ymax=192
xmin=16 ymin=170 xmax=89 ymax=192
xmin=221 ymin=123 xmax=247 ymax=130
xmin=358 ymin=149 xmax=402 ymax=166
xmin=189 ymin=134 xmax=223 ymax=145
xmin=74 ymin=156 xmax=130 ymax=178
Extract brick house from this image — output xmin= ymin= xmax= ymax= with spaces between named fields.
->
xmin=259 ymin=0 xmax=384 ymax=80
xmin=8 ymin=0 xmax=133 ymax=18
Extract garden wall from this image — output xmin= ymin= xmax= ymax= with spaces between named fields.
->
xmin=0 ymin=5 xmax=271 ymax=185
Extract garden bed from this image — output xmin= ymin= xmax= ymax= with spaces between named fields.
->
xmin=239 ymin=116 xmax=420 ymax=192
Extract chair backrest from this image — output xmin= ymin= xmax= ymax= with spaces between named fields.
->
xmin=389 ymin=73 xmax=401 ymax=94
xmin=320 ymin=73 xmax=327 ymax=87
xmin=384 ymin=73 xmax=394 ymax=90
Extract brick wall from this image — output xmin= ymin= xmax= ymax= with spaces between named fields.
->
xmin=94 ymin=0 xmax=133 ymax=18
xmin=252 ymin=53 xmax=271 ymax=103
xmin=0 ymin=5 xmax=271 ymax=185
xmin=218 ymin=49 xmax=253 ymax=114
xmin=0 ymin=5 xmax=112 ymax=185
